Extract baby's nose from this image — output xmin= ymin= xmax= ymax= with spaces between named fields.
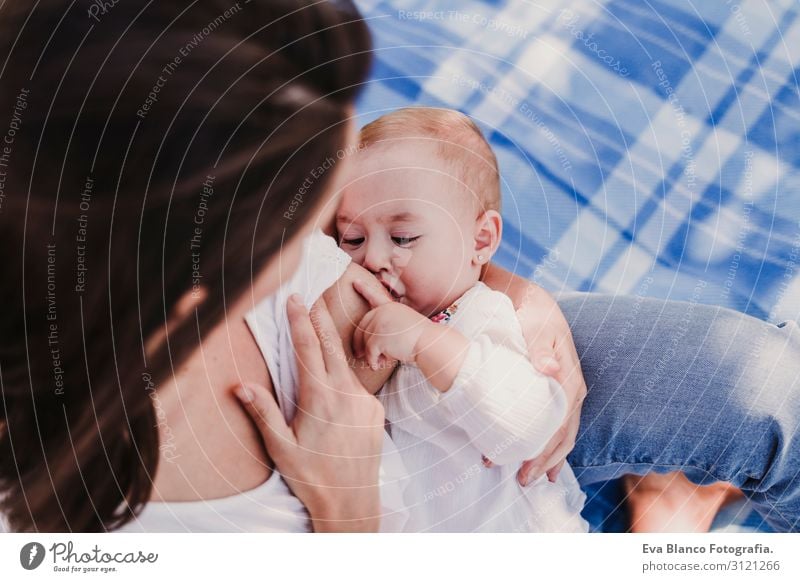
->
xmin=363 ymin=240 xmax=392 ymax=274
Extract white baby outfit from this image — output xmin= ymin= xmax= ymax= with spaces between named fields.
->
xmin=380 ymin=281 xmax=588 ymax=532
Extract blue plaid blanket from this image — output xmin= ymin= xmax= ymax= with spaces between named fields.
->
xmin=354 ymin=0 xmax=800 ymax=323
xmin=353 ymin=0 xmax=800 ymax=532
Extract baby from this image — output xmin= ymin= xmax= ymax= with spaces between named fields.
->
xmin=336 ymin=107 xmax=588 ymax=532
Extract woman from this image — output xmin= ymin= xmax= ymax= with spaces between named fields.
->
xmin=1 ymin=0 xmax=798 ymax=533
xmin=0 ymin=0 xmax=384 ymax=532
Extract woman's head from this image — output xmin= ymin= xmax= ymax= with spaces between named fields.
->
xmin=0 ymin=0 xmax=370 ymax=531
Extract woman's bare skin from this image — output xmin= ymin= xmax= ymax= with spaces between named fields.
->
xmin=150 ymin=262 xmax=391 ymax=503
xmin=624 ymin=472 xmax=744 ymax=532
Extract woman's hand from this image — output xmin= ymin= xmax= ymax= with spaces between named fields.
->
xmin=514 ymin=285 xmax=586 ymax=485
xmin=482 ymin=264 xmax=587 ymax=485
xmin=234 ymin=293 xmax=385 ymax=532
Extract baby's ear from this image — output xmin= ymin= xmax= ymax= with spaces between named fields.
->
xmin=473 ymin=210 xmax=502 ymax=266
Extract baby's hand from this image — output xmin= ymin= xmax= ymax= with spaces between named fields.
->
xmin=353 ymin=278 xmax=471 ymax=392
xmin=354 ymin=301 xmax=431 ymax=370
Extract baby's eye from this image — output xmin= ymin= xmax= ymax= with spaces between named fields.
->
xmin=392 ymin=235 xmax=420 ymax=247
xmin=340 ymin=236 xmax=364 ymax=247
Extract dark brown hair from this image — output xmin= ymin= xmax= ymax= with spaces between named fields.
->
xmin=0 ymin=0 xmax=371 ymax=531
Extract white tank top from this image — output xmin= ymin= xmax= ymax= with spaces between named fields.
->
xmin=115 ymin=468 xmax=311 ymax=533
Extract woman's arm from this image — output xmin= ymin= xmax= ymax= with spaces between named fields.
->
xmin=482 ymin=263 xmax=587 ymax=484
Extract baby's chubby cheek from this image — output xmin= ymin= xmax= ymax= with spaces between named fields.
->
xmin=391 ymin=246 xmax=413 ymax=269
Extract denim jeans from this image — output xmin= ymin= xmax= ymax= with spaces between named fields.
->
xmin=557 ymin=293 xmax=800 ymax=532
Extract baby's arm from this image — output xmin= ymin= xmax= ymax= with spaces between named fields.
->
xmin=438 ymin=335 xmax=568 ymax=466
xmin=353 ymin=281 xmax=567 ymax=465
xmin=412 ymin=321 xmax=471 ymax=392
xmin=351 ymin=280 xmax=471 ymax=392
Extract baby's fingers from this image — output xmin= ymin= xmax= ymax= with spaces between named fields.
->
xmin=353 ymin=309 xmax=377 ymax=359
xmin=364 ymin=338 xmax=386 ymax=371
xmin=353 ymin=278 xmax=392 ymax=308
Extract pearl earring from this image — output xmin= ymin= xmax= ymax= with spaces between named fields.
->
xmin=478 ymin=255 xmax=485 ymax=262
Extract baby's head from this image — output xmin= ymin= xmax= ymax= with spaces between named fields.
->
xmin=337 ymin=107 xmax=502 ymax=317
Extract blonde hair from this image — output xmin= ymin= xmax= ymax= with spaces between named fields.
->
xmin=358 ymin=107 xmax=501 ymax=212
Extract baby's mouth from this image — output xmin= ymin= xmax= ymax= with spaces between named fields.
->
xmin=378 ymin=278 xmax=403 ymax=301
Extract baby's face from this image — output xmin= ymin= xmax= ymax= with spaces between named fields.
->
xmin=336 ymin=142 xmax=481 ymax=317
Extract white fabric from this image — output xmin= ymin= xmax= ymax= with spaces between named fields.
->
xmin=381 ymin=281 xmax=589 ymax=532
xmin=115 ymin=469 xmax=311 ymax=533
